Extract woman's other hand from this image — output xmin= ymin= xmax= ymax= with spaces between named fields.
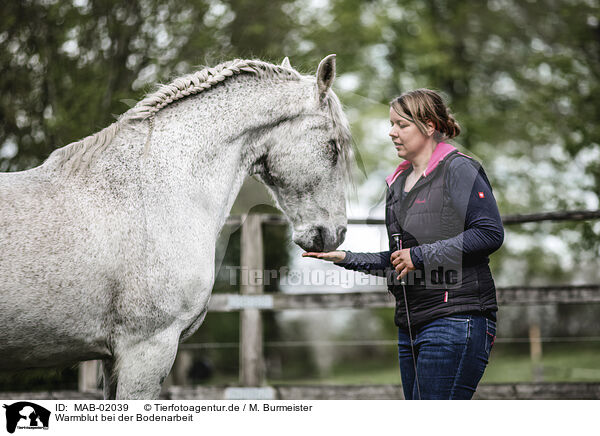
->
xmin=391 ymin=249 xmax=415 ymax=279
xmin=302 ymin=251 xmax=346 ymax=263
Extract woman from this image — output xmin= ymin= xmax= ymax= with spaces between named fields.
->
xmin=303 ymin=89 xmax=504 ymax=400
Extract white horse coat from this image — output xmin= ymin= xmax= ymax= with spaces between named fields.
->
xmin=0 ymin=56 xmax=351 ymax=399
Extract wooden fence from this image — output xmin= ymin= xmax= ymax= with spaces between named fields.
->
xmin=9 ymin=209 xmax=600 ymax=400
xmin=3 ymin=382 xmax=600 ymax=400
xmin=199 ymin=211 xmax=600 ymax=399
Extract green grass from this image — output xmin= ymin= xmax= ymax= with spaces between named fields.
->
xmin=3 ymin=343 xmax=599 ymax=391
xmin=481 ymin=343 xmax=600 ymax=383
xmin=265 ymin=343 xmax=600 ymax=386
xmin=271 ymin=357 xmax=401 ymax=386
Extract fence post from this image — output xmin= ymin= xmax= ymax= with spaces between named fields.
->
xmin=239 ymin=213 xmax=266 ymax=386
xmin=78 ymin=360 xmax=100 ymax=392
xmin=529 ymin=323 xmax=544 ymax=382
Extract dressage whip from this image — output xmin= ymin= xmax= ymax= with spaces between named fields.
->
xmin=392 ymin=233 xmax=422 ymax=400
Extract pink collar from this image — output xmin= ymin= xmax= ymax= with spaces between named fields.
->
xmin=385 ymin=142 xmax=457 ymax=187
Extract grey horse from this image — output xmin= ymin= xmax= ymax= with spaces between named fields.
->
xmin=0 ymin=55 xmax=351 ymax=399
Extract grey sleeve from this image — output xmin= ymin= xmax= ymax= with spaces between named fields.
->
xmin=418 ymin=158 xmax=504 ymax=268
xmin=334 ymin=250 xmax=393 ymax=277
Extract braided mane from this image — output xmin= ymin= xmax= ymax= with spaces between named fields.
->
xmin=47 ymin=59 xmax=303 ymax=172
xmin=128 ymin=59 xmax=302 ymax=120
xmin=46 ymin=58 xmax=352 ymax=177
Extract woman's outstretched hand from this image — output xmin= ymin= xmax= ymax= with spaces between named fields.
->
xmin=391 ymin=249 xmax=415 ymax=280
xmin=302 ymin=251 xmax=346 ymax=263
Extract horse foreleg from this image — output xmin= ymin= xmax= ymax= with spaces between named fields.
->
xmin=113 ymin=329 xmax=180 ymax=400
xmin=102 ymin=358 xmax=117 ymax=400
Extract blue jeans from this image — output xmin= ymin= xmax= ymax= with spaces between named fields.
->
xmin=397 ymin=314 xmax=496 ymax=400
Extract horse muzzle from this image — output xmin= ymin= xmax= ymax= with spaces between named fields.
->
xmin=293 ymin=224 xmax=346 ymax=252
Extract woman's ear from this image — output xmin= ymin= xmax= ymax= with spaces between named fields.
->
xmin=425 ymin=120 xmax=436 ymax=137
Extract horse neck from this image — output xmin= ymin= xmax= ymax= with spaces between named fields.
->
xmin=119 ymin=77 xmax=308 ymax=232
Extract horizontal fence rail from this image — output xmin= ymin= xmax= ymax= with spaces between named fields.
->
xmin=500 ymin=209 xmax=600 ymax=224
xmin=207 ymin=285 xmax=600 ymax=312
xmin=178 ymin=336 xmax=600 ymax=351
xmin=3 ymin=382 xmax=600 ymax=400
xmin=225 ymin=210 xmax=600 ymax=227
xmin=167 ymin=382 xmax=600 ymax=400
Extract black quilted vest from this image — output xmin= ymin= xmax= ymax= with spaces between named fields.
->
xmin=385 ymin=150 xmax=498 ymax=329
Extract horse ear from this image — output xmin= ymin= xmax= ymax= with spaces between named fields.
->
xmin=316 ymin=54 xmax=336 ymax=101
xmin=281 ymin=57 xmax=291 ymax=68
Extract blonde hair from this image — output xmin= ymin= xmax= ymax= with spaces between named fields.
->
xmin=390 ymin=89 xmax=460 ymax=142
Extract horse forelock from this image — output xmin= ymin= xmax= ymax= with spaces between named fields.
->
xmin=322 ymin=90 xmax=354 ymax=186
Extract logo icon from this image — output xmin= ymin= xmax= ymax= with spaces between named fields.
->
xmin=3 ymin=402 xmax=50 ymax=434
xmin=478 ymin=191 xmax=485 ymax=199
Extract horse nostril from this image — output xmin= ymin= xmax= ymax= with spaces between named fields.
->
xmin=314 ymin=225 xmax=345 ymax=251
xmin=336 ymin=225 xmax=347 ymax=243
xmin=315 ymin=226 xmax=326 ymax=251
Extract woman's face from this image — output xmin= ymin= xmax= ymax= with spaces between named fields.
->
xmin=389 ymin=106 xmax=431 ymax=161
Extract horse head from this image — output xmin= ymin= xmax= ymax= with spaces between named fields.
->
xmin=253 ymin=55 xmax=351 ymax=252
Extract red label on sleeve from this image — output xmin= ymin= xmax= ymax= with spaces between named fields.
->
xmin=478 ymin=192 xmax=485 ymax=199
